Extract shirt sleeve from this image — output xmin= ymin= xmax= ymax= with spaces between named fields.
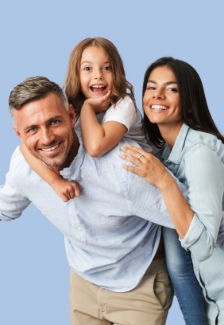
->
xmin=180 ymin=144 xmax=224 ymax=261
xmin=217 ymin=212 xmax=224 ymax=250
xmin=0 ymin=150 xmax=31 ymax=221
xmin=0 ymin=180 xmax=30 ymax=221
xmin=102 ymin=96 xmax=136 ymax=130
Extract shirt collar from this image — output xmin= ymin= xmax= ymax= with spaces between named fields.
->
xmin=161 ymin=123 xmax=190 ymax=164
xmin=60 ymin=130 xmax=84 ymax=177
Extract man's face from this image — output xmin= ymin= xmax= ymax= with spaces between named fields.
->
xmin=13 ymin=92 xmax=76 ymax=172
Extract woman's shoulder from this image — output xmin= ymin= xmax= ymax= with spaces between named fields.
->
xmin=187 ymin=128 xmax=223 ymax=149
xmin=185 ymin=127 xmax=224 ymax=161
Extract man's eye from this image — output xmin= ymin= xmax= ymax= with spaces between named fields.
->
xmin=51 ymin=120 xmax=60 ymax=125
xmin=28 ymin=127 xmax=36 ymax=133
xmin=147 ymin=86 xmax=155 ymax=90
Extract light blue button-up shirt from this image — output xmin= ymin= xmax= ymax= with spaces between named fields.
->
xmin=161 ymin=124 xmax=224 ymax=323
xmin=0 ymin=132 xmax=186 ymax=292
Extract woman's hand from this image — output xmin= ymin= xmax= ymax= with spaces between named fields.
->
xmin=120 ymin=145 xmax=194 ymax=238
xmin=120 ymin=145 xmax=171 ymax=190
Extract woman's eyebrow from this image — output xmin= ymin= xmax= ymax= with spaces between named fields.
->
xmin=147 ymin=80 xmax=177 ymax=85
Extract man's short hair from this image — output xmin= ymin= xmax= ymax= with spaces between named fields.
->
xmin=9 ymin=76 xmax=69 ymax=118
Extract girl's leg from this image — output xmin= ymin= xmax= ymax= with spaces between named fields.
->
xmin=163 ymin=227 xmax=206 ymax=325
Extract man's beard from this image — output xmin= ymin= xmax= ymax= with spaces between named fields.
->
xmin=41 ymin=146 xmax=68 ymax=170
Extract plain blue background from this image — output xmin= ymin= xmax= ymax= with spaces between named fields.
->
xmin=0 ymin=1 xmax=223 ymax=324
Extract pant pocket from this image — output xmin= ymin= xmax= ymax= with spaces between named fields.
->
xmin=153 ymin=271 xmax=174 ymax=311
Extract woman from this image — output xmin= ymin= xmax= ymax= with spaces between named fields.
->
xmin=120 ymin=57 xmax=224 ymax=325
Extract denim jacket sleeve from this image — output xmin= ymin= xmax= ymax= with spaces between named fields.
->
xmin=180 ymin=143 xmax=224 ymax=261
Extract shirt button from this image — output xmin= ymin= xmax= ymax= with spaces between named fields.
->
xmin=74 ymin=223 xmax=79 ymax=228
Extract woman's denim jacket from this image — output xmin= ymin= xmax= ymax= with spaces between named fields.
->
xmin=161 ymin=123 xmax=224 ymax=261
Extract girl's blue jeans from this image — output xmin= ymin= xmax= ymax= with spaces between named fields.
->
xmin=163 ymin=227 xmax=206 ymax=325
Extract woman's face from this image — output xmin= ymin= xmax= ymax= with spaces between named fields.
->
xmin=143 ymin=65 xmax=183 ymax=131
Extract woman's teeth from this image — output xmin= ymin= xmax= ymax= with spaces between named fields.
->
xmin=151 ymin=105 xmax=168 ymax=111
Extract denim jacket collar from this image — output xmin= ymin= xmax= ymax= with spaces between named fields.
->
xmin=161 ymin=123 xmax=190 ymax=164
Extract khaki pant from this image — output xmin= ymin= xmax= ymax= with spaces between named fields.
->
xmin=70 ymin=259 xmax=174 ymax=325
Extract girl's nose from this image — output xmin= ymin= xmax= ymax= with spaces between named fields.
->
xmin=94 ymin=69 xmax=103 ymax=80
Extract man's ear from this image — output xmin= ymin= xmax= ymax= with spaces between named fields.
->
xmin=68 ymin=104 xmax=76 ymax=128
xmin=12 ymin=124 xmax=22 ymax=139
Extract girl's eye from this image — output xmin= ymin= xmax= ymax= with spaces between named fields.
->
xmin=83 ymin=67 xmax=91 ymax=71
xmin=103 ymin=66 xmax=111 ymax=70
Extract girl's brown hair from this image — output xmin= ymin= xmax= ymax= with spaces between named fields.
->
xmin=65 ymin=37 xmax=135 ymax=116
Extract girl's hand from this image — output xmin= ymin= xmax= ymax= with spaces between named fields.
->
xmin=120 ymin=145 xmax=171 ymax=190
xmin=51 ymin=177 xmax=81 ymax=202
xmin=85 ymin=90 xmax=111 ymax=113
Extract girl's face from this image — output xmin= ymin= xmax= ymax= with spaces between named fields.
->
xmin=143 ymin=65 xmax=183 ymax=131
xmin=79 ymin=46 xmax=113 ymax=99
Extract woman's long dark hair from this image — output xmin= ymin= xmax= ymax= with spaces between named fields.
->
xmin=142 ymin=57 xmax=224 ymax=148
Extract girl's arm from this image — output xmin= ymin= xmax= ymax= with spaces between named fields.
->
xmin=20 ymin=143 xmax=81 ymax=202
xmin=80 ymin=92 xmax=129 ymax=157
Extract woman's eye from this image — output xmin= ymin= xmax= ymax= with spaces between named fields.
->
xmin=147 ymin=86 xmax=155 ymax=90
xmin=168 ymin=87 xmax=178 ymax=92
xmin=83 ymin=67 xmax=91 ymax=71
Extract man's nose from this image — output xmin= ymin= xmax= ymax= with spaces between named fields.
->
xmin=40 ymin=128 xmax=54 ymax=145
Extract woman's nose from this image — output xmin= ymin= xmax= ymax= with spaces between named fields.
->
xmin=153 ymin=89 xmax=165 ymax=99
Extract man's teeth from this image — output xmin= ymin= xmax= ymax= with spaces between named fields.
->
xmin=42 ymin=144 xmax=59 ymax=152
xmin=151 ymin=105 xmax=168 ymax=111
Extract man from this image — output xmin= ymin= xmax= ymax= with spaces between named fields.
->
xmin=0 ymin=76 xmax=179 ymax=325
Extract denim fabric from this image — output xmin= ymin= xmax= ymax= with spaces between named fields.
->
xmin=0 ymin=132 xmax=187 ymax=292
xmin=161 ymin=124 xmax=224 ymax=324
xmin=163 ymin=228 xmax=206 ymax=325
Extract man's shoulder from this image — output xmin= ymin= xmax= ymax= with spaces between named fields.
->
xmin=7 ymin=146 xmax=33 ymax=184
xmin=102 ymin=137 xmax=141 ymax=166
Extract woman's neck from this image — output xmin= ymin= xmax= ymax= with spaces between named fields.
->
xmin=159 ymin=121 xmax=184 ymax=149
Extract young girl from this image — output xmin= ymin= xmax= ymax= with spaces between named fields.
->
xmin=20 ymin=37 xmax=152 ymax=202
